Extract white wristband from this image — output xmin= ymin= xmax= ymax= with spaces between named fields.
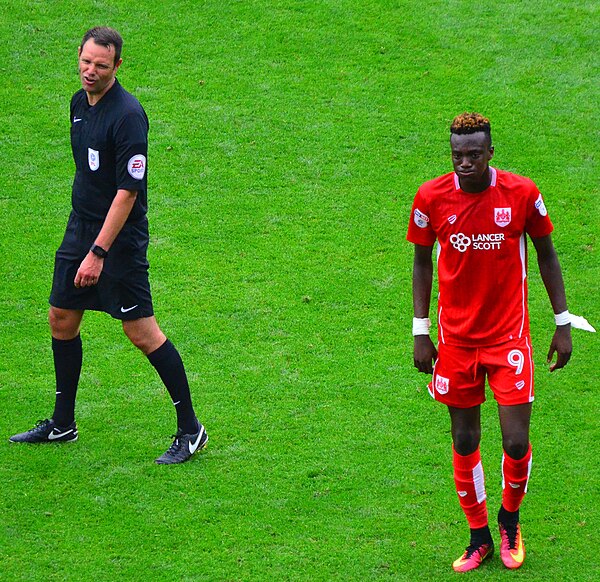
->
xmin=412 ymin=317 xmax=431 ymax=336
xmin=554 ymin=310 xmax=571 ymax=326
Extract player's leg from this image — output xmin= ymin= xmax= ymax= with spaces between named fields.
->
xmin=431 ymin=343 xmax=493 ymax=571
xmin=9 ymin=307 xmax=84 ymax=444
xmin=122 ymin=316 xmax=206 ymax=464
xmin=485 ymin=337 xmax=534 ymax=570
xmin=448 ymin=405 xmax=494 ymax=572
xmin=497 ymin=402 xmax=532 ymax=569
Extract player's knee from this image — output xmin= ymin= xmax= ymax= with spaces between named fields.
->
xmin=502 ymin=437 xmax=529 ymax=460
xmin=453 ymin=428 xmax=481 ymax=456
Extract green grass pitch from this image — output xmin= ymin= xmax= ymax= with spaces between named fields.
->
xmin=0 ymin=1 xmax=598 ymax=580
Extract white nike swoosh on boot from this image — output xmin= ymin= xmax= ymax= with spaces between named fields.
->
xmin=48 ymin=429 xmax=74 ymax=440
xmin=188 ymin=428 xmax=205 ymax=454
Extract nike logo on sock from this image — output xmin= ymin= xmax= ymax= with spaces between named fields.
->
xmin=188 ymin=427 xmax=204 ymax=455
xmin=48 ymin=428 xmax=74 ymax=440
xmin=458 ymin=490 xmax=468 ymax=497
xmin=509 ymin=483 xmax=521 ymax=489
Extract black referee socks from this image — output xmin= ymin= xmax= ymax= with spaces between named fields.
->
xmin=51 ymin=334 xmax=83 ymax=427
xmin=147 ymin=339 xmax=198 ymax=434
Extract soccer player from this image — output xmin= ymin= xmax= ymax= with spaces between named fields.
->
xmin=9 ymin=27 xmax=207 ymax=464
xmin=407 ymin=113 xmax=572 ymax=571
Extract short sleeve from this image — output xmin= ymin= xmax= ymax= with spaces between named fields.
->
xmin=525 ymin=182 xmax=554 ymax=239
xmin=113 ymin=110 xmax=149 ymax=192
xmin=406 ymin=187 xmax=436 ymax=246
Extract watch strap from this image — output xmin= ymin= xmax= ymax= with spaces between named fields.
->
xmin=90 ymin=244 xmax=108 ymax=259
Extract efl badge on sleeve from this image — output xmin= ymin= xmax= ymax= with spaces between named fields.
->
xmin=88 ymin=148 xmax=100 ymax=171
xmin=534 ymin=193 xmax=548 ymax=217
xmin=414 ymin=208 xmax=430 ymax=229
xmin=494 ymin=207 xmax=511 ymax=227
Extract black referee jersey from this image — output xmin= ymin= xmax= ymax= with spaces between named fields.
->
xmin=70 ymin=78 xmax=149 ymax=223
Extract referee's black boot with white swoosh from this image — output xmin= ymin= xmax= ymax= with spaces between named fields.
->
xmin=9 ymin=419 xmax=78 ymax=443
xmin=155 ymin=422 xmax=208 ymax=465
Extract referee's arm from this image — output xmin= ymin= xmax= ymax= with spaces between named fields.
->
xmin=74 ymin=189 xmax=137 ymax=288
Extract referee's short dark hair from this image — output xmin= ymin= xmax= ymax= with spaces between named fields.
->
xmin=81 ymin=27 xmax=123 ymax=66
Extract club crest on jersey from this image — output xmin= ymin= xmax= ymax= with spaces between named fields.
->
xmin=127 ymin=154 xmax=146 ymax=180
xmin=435 ymin=374 xmax=450 ymax=395
xmin=88 ymin=148 xmax=100 ymax=171
xmin=414 ymin=208 xmax=430 ymax=229
xmin=494 ymin=207 xmax=511 ymax=227
xmin=534 ymin=193 xmax=548 ymax=217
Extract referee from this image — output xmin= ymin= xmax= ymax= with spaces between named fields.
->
xmin=10 ymin=27 xmax=207 ymax=464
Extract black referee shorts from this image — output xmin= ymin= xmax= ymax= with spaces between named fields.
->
xmin=49 ymin=211 xmax=154 ymax=321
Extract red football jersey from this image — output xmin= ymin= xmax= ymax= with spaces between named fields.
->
xmin=407 ymin=168 xmax=554 ymax=347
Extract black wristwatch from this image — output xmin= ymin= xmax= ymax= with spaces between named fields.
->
xmin=90 ymin=244 xmax=108 ymax=259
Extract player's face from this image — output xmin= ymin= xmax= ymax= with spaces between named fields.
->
xmin=450 ymin=132 xmax=494 ymax=193
xmin=78 ymin=40 xmax=122 ymax=104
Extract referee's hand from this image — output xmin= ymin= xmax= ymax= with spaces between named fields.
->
xmin=74 ymin=252 xmax=104 ymax=288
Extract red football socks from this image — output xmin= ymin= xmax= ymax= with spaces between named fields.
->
xmin=453 ymin=446 xmax=489 ymax=529
xmin=501 ymin=443 xmax=532 ymax=512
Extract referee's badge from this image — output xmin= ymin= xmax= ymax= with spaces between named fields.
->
xmin=128 ymin=154 xmax=146 ymax=180
xmin=88 ymin=148 xmax=100 ymax=171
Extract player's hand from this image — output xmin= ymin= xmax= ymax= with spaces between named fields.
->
xmin=74 ymin=252 xmax=104 ymax=288
xmin=413 ymin=335 xmax=438 ymax=374
xmin=547 ymin=324 xmax=572 ymax=372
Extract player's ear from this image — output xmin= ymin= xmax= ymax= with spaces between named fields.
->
xmin=488 ymin=146 xmax=494 ymax=159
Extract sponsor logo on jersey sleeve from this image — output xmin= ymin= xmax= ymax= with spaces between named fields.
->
xmin=414 ymin=208 xmax=430 ymax=229
xmin=435 ymin=374 xmax=450 ymax=395
xmin=88 ymin=148 xmax=100 ymax=171
xmin=494 ymin=207 xmax=511 ymax=227
xmin=534 ymin=193 xmax=547 ymax=216
xmin=127 ymin=154 xmax=147 ymax=180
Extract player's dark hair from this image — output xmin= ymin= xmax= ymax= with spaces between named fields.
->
xmin=81 ymin=27 xmax=123 ymax=66
xmin=451 ymin=112 xmax=492 ymax=145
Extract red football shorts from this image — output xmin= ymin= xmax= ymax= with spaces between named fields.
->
xmin=428 ymin=336 xmax=534 ymax=408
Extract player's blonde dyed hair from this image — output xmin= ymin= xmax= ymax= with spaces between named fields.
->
xmin=451 ymin=112 xmax=492 ymax=143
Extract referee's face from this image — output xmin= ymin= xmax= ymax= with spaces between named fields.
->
xmin=78 ymin=39 xmax=122 ymax=104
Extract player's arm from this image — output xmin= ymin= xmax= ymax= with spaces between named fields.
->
xmin=531 ymin=234 xmax=572 ymax=371
xmin=74 ymin=189 xmax=138 ymax=288
xmin=412 ymin=243 xmax=438 ymax=374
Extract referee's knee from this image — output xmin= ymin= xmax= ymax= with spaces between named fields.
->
xmin=49 ymin=306 xmax=82 ymax=340
xmin=122 ymin=318 xmax=166 ymax=355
